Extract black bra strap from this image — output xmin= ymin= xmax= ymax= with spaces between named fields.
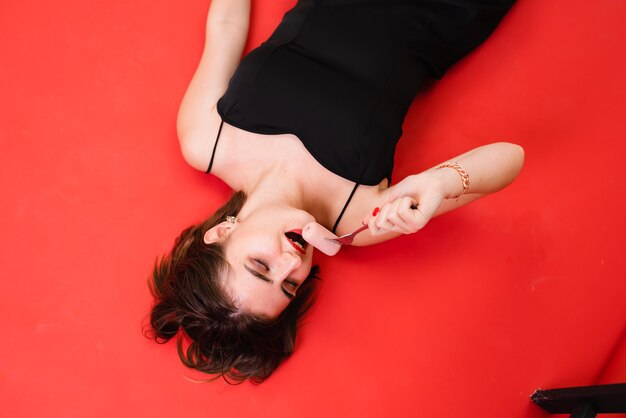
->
xmin=206 ymin=118 xmax=225 ymax=174
xmin=332 ymin=183 xmax=359 ymax=234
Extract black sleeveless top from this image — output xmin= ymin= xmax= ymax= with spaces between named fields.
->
xmin=208 ymin=0 xmax=515 ymax=231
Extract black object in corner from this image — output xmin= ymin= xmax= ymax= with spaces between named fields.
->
xmin=531 ymin=382 xmax=626 ymax=418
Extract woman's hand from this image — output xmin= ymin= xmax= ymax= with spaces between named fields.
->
xmin=362 ymin=173 xmax=447 ymax=236
xmin=351 ymin=143 xmax=523 ymax=246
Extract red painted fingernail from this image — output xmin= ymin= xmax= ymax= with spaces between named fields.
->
xmin=372 ymin=207 xmax=380 ymax=216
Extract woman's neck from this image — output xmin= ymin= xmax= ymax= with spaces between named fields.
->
xmin=238 ymin=164 xmax=304 ymax=216
xmin=212 ymin=129 xmax=339 ymax=227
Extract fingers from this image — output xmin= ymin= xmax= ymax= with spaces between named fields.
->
xmin=367 ymin=197 xmax=417 ymax=235
xmin=364 ymin=192 xmax=444 ymax=236
xmin=411 ymin=191 xmax=440 ymax=227
xmin=378 ymin=198 xmax=416 ymax=234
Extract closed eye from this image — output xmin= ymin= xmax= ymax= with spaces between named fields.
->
xmin=282 ymin=285 xmax=296 ymax=300
xmin=253 ymin=258 xmax=270 ymax=271
xmin=244 ymin=264 xmax=295 ymax=300
xmin=283 ymin=280 xmax=298 ymax=290
xmin=282 ymin=289 xmax=296 ymax=300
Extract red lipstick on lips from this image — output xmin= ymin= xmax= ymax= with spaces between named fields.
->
xmin=286 ymin=229 xmax=306 ymax=255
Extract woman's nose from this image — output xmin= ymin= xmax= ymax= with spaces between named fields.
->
xmin=274 ymin=252 xmax=302 ymax=279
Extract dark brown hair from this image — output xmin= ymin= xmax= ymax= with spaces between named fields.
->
xmin=145 ymin=191 xmax=320 ymax=384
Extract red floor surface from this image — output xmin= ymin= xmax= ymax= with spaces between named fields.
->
xmin=2 ymin=0 xmax=625 ymax=417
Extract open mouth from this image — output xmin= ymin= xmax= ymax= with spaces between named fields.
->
xmin=285 ymin=230 xmax=308 ymax=254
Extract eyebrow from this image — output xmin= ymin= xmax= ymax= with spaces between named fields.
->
xmin=244 ymin=265 xmax=295 ymax=300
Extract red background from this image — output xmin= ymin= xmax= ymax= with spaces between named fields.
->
xmin=1 ymin=0 xmax=625 ymax=417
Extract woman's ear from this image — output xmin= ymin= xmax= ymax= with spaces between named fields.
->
xmin=203 ymin=221 xmax=236 ymax=244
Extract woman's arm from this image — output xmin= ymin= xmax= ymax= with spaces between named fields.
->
xmin=177 ymin=0 xmax=251 ymax=171
xmin=352 ymin=142 xmax=525 ymax=246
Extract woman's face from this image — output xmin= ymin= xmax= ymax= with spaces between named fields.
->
xmin=219 ymin=205 xmax=316 ymax=319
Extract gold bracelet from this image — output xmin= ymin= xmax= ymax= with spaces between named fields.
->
xmin=435 ymin=162 xmax=470 ymax=199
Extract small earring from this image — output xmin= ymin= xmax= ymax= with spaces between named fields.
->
xmin=225 ymin=216 xmax=239 ymax=224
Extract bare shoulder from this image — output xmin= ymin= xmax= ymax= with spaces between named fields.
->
xmin=177 ymin=2 xmax=251 ymax=171
xmin=178 ymin=105 xmax=223 ymax=172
